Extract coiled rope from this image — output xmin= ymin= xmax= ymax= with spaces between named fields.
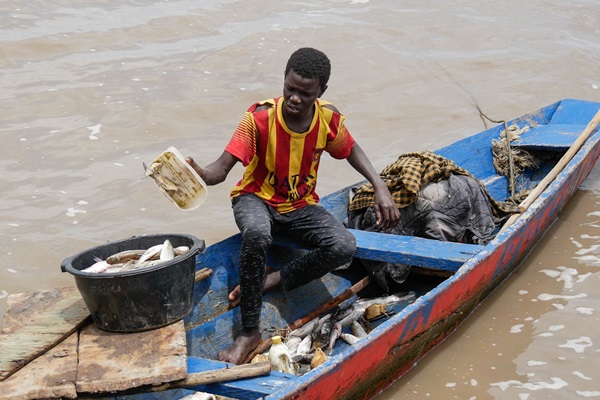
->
xmin=476 ymin=106 xmax=537 ymax=199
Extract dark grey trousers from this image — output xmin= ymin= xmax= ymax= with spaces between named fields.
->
xmin=232 ymin=194 xmax=356 ymax=328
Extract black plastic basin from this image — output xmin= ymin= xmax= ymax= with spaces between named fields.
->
xmin=61 ymin=233 xmax=205 ymax=332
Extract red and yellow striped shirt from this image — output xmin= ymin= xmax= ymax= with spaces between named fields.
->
xmin=225 ymin=97 xmax=355 ymax=213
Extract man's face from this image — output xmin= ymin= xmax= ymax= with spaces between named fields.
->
xmin=282 ymin=69 xmax=323 ymax=119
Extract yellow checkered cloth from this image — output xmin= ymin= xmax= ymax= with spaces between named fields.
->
xmin=349 ymin=151 xmax=520 ymax=217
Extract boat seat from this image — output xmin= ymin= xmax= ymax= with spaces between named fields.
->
xmin=511 ymin=124 xmax=588 ymax=151
xmin=272 ymin=229 xmax=482 ymax=273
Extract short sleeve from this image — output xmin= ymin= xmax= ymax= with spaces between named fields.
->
xmin=325 ymin=119 xmax=355 ymax=159
xmin=224 ymin=113 xmax=257 ymax=166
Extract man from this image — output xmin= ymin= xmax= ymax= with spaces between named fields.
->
xmin=186 ymin=47 xmax=398 ymax=364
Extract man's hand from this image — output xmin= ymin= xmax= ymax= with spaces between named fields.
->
xmin=185 ymin=156 xmax=205 ymax=179
xmin=346 ymin=143 xmax=400 ymax=230
xmin=373 ymin=184 xmax=399 ymax=230
xmin=185 ymin=151 xmax=238 ymax=186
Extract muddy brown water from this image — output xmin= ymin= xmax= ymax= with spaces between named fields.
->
xmin=1 ymin=1 xmax=599 ymax=399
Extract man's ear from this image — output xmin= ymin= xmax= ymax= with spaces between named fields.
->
xmin=319 ymin=85 xmax=328 ymax=98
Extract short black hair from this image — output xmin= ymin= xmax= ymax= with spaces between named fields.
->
xmin=284 ymin=47 xmax=331 ymax=90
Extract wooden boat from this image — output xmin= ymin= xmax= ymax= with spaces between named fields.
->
xmin=124 ymin=98 xmax=600 ymax=400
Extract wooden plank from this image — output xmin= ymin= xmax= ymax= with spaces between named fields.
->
xmin=0 ymin=333 xmax=79 ymax=400
xmin=351 ymin=230 xmax=481 ymax=270
xmin=1 ymin=286 xmax=88 ymax=334
xmin=76 ymin=320 xmax=188 ymax=394
xmin=0 ymin=288 xmax=83 ymax=399
xmin=512 ymin=124 xmax=588 ymax=150
xmin=272 ymin=229 xmax=481 ymax=272
xmin=0 ymin=287 xmax=89 ymax=381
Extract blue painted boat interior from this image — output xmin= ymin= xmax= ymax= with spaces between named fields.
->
xmin=113 ymin=99 xmax=600 ymax=400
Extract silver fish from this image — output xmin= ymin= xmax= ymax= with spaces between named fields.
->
xmin=160 ymin=239 xmax=175 ymax=261
xmin=174 ymin=245 xmax=190 ymax=256
xmin=138 ymin=243 xmax=164 ymax=264
xmin=82 ymin=257 xmax=110 ymax=273
xmin=118 ymin=259 xmax=144 ymax=272
xmin=353 ymin=292 xmax=415 ymax=314
xmin=337 ymin=308 xmax=364 ymax=328
xmin=105 ymin=249 xmax=146 ymax=265
xmin=340 ymin=333 xmax=360 ymax=345
xmin=296 ymin=335 xmax=313 ymax=356
xmin=319 ymin=316 xmax=333 ymax=338
xmin=83 ymin=240 xmax=184 ymax=274
xmin=104 ymin=262 xmax=129 ymax=274
xmin=324 ymin=322 xmax=342 ymax=355
xmin=107 ymin=259 xmax=161 ymax=273
xmin=289 ymin=318 xmax=319 ymax=339
xmin=314 ymin=314 xmax=332 ymax=336
xmin=351 ymin=320 xmax=368 ymax=339
xmin=312 ymin=315 xmax=333 ymax=350
xmin=332 ymin=305 xmax=355 ymax=322
xmin=285 ymin=336 xmax=302 ymax=354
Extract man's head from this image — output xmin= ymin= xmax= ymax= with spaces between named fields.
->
xmin=284 ymin=48 xmax=331 ymax=94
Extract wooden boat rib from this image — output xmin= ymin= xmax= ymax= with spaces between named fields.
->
xmin=117 ymin=98 xmax=599 ymax=400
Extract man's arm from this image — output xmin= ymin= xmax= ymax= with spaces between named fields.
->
xmin=346 ymin=144 xmax=399 ymax=229
xmin=186 ymin=151 xmax=238 ymax=185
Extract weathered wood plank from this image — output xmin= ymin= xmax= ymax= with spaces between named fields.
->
xmin=76 ymin=320 xmax=187 ymax=394
xmin=0 ymin=333 xmax=79 ymax=400
xmin=0 ymin=288 xmax=83 ymax=399
xmin=0 ymin=287 xmax=89 ymax=381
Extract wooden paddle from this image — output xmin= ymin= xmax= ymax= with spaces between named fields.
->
xmin=168 ymin=362 xmax=271 ymax=388
xmin=500 ymin=107 xmax=600 ymax=232
xmin=242 ymin=275 xmax=372 ymax=364
xmin=108 ymin=362 xmax=272 ymax=395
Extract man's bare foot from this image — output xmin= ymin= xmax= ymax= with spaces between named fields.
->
xmin=216 ymin=327 xmax=262 ymax=365
xmin=228 ymin=269 xmax=282 ymax=308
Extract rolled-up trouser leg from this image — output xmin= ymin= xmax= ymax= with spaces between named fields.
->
xmin=232 ymin=195 xmax=274 ymax=328
xmin=279 ymin=204 xmax=356 ymax=291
